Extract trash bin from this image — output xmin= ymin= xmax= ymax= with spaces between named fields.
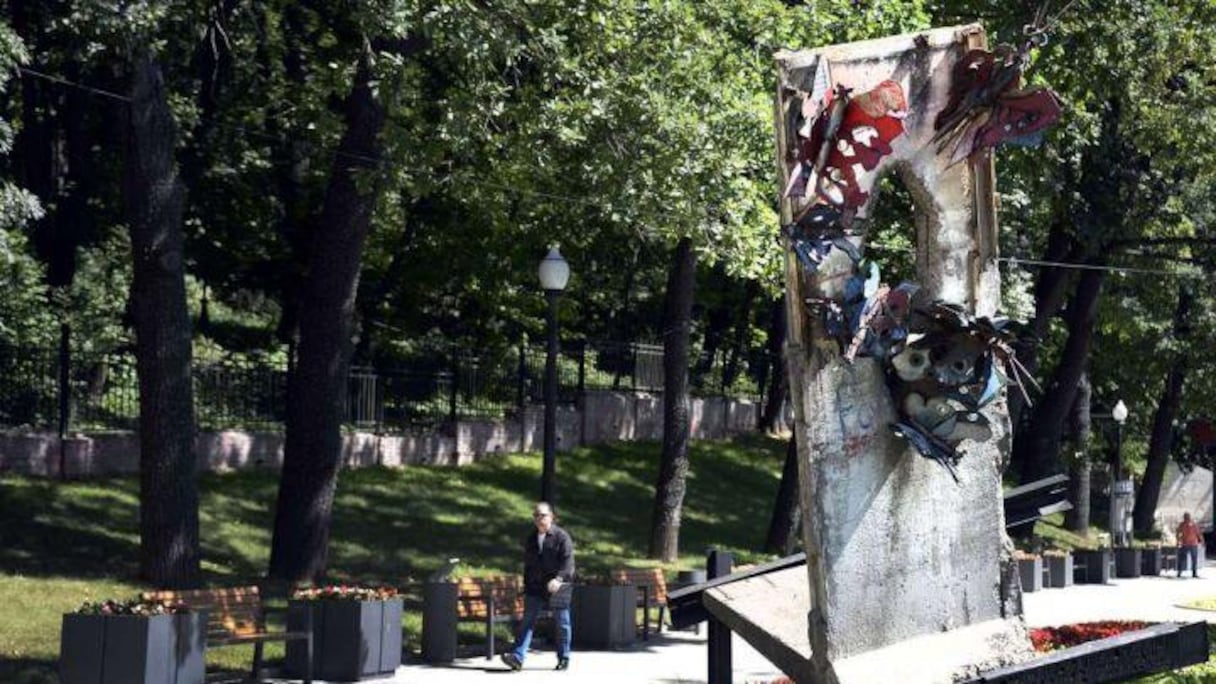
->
xmin=669 ymin=570 xmax=708 ymax=634
xmin=675 ymin=570 xmax=707 ymax=587
xmin=421 ymin=582 xmax=458 ymax=663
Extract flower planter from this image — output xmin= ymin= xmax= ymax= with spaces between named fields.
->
xmin=1140 ymin=547 xmax=1163 ymax=576
xmin=59 ymin=612 xmax=205 ymax=684
xmin=1114 ymin=548 xmax=1142 ymax=578
xmin=285 ymin=598 xmax=403 ymax=681
xmin=1017 ymin=557 xmax=1043 ymax=593
xmin=1045 ymin=554 xmax=1074 ymax=588
xmin=1073 ymin=549 xmax=1113 ymax=584
xmin=571 ymin=584 xmax=637 ymax=649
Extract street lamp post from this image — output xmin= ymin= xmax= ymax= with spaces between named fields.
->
xmin=1111 ymin=399 xmax=1130 ymax=546
xmin=538 ymin=246 xmax=570 ymax=504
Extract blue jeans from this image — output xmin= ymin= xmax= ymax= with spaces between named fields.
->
xmin=511 ymin=594 xmax=571 ymax=663
xmin=1179 ymin=545 xmax=1200 ymax=577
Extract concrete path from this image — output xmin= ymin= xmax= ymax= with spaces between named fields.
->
xmin=268 ymin=561 xmax=1216 ymax=684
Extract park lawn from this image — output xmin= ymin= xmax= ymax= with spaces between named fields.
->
xmin=0 ymin=434 xmax=786 ymax=681
xmin=1032 ymin=511 xmax=1106 ymax=551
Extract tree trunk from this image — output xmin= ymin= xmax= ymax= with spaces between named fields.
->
xmin=125 ymin=55 xmax=199 ymax=588
xmin=268 ymin=56 xmax=386 ymax=582
xmin=758 ymin=295 xmax=788 ymax=434
xmin=649 ymin=237 xmax=697 ymax=562
xmin=1008 ymin=219 xmax=1075 ymax=431
xmin=1134 ymin=287 xmax=1193 ymax=535
xmin=1065 ymin=373 xmax=1092 ymax=534
xmin=691 ymin=265 xmax=729 ymax=387
xmin=1015 ymin=267 xmax=1105 ymax=484
xmin=270 ymin=2 xmax=316 ymax=347
xmin=765 ymin=435 xmax=800 ymax=554
xmin=722 ymin=279 xmax=758 ymax=390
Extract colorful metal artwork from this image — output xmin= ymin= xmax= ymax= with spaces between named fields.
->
xmin=785 ymin=79 xmax=908 ymax=213
xmin=778 ymin=20 xmax=1064 ymax=479
xmin=799 ymin=240 xmax=1035 ymax=481
xmin=932 ymin=30 xmax=1062 ymax=166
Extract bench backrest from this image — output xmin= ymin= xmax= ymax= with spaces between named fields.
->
xmin=142 ymin=586 xmax=264 ymax=641
xmin=612 ymin=567 xmax=667 ymax=604
xmin=454 ymin=576 xmax=524 ymax=620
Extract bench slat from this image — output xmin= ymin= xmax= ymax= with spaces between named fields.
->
xmin=453 ymin=576 xmax=524 ymax=620
xmin=612 ymin=568 xmax=668 ymax=604
xmin=141 ymin=586 xmax=283 ymax=643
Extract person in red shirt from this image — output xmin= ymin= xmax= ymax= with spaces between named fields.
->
xmin=1177 ymin=512 xmax=1203 ymax=578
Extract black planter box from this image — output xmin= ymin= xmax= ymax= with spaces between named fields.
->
xmin=572 ymin=584 xmax=637 ymax=649
xmin=1074 ymin=549 xmax=1114 ymax=584
xmin=1115 ymin=548 xmax=1143 ymax=578
xmin=1141 ymin=547 xmax=1164 ymax=576
xmin=1017 ymin=557 xmax=1043 ymax=593
xmin=286 ymin=599 xmax=403 ymax=681
xmin=60 ymin=612 xmax=206 ymax=684
xmin=1045 ymin=554 xmax=1074 ymax=588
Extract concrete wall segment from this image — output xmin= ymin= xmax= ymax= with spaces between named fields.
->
xmin=777 ymin=23 xmax=1014 ymax=677
xmin=0 ymin=390 xmax=756 ymax=477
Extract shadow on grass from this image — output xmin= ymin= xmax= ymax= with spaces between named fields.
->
xmin=0 ymin=657 xmax=56 ymax=683
xmin=1 ymin=435 xmax=785 ymax=584
xmin=0 ymin=477 xmax=140 ymax=578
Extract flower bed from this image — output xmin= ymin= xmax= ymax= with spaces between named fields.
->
xmin=286 ymin=584 xmax=403 ymax=681
xmin=1029 ymin=620 xmax=1150 ymax=652
xmin=61 ymin=597 xmax=204 ymax=684
xmin=292 ymin=584 xmax=399 ymax=601
xmin=76 ymin=598 xmax=191 ymax=615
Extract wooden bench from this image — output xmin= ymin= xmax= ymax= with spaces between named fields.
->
xmin=454 ymin=576 xmax=526 ymax=659
xmin=612 ymin=568 xmax=668 ymax=640
xmin=142 ymin=586 xmax=312 ymax=683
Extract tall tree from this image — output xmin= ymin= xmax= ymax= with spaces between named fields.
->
xmin=125 ymin=53 xmax=199 ymax=587
xmin=765 ymin=435 xmax=800 ymax=554
xmin=1134 ymin=287 xmax=1194 ymax=534
xmin=268 ymin=52 xmax=387 ymax=582
xmin=1064 ymin=373 xmax=1093 ymax=534
xmin=758 ymin=295 xmax=788 ymax=434
xmin=650 ymin=236 xmax=697 ymax=562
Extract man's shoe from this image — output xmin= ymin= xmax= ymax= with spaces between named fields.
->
xmin=501 ymin=653 xmax=522 ymax=671
xmin=556 ymin=658 xmax=570 ymax=671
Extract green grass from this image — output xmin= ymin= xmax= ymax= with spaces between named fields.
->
xmin=1031 ymin=512 xmax=1106 ymax=551
xmin=1180 ymin=598 xmax=1216 ymax=612
xmin=0 ymin=435 xmax=786 ymax=682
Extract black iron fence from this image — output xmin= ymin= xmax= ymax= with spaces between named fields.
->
xmin=0 ymin=340 xmax=761 ymax=434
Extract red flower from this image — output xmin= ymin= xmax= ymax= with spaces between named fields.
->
xmin=1029 ymin=621 xmax=1149 ymax=652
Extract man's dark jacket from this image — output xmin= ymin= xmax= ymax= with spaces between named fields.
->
xmin=523 ymin=524 xmax=575 ymax=609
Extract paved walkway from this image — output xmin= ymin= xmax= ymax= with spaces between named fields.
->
xmin=270 ymin=562 xmax=1216 ymax=683
xmin=1022 ymin=562 xmax=1216 ymax=627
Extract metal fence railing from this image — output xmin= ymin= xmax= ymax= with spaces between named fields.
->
xmin=0 ymin=339 xmax=762 ymax=434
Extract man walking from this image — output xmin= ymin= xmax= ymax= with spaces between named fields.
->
xmin=501 ymin=501 xmax=574 ymax=671
xmin=1177 ymin=512 xmax=1203 ymax=578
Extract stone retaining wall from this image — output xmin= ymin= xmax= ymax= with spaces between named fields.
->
xmin=0 ymin=390 xmax=758 ymax=478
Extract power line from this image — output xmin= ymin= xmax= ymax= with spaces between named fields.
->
xmin=17 ymin=66 xmax=131 ymax=102
xmin=866 ymin=242 xmax=1207 ymax=278
xmin=1000 ymin=255 xmax=1203 ymax=277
